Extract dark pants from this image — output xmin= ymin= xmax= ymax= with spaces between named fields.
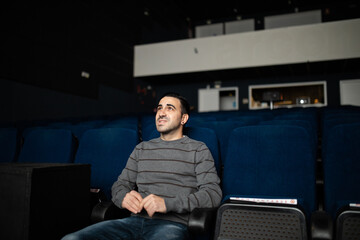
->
xmin=62 ymin=216 xmax=189 ymax=240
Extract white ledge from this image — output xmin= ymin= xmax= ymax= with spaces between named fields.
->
xmin=134 ymin=19 xmax=360 ymax=77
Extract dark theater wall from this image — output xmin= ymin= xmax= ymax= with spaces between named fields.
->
xmin=0 ymin=78 xmax=139 ymax=123
xmin=1 ymin=1 xmax=360 ymax=123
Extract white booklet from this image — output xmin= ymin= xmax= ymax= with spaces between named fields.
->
xmin=350 ymin=203 xmax=360 ymax=208
xmin=230 ymin=197 xmax=298 ymax=205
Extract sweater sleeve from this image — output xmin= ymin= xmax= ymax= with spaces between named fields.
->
xmin=111 ymin=147 xmax=138 ymax=208
xmin=165 ymin=143 xmax=222 ymax=213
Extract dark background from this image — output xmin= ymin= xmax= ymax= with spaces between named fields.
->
xmin=1 ymin=1 xmax=360 ymax=123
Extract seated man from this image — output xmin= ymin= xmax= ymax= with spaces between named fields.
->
xmin=62 ymin=92 xmax=222 ymax=240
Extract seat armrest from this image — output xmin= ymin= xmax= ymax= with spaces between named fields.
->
xmin=188 ymin=208 xmax=217 ymax=235
xmin=311 ymin=210 xmax=333 ymax=240
xmin=91 ymin=203 xmax=217 ymax=235
xmin=91 ymin=201 xmax=131 ymax=224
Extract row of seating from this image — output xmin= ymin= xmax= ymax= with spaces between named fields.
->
xmin=142 ymin=107 xmax=319 ymax=171
xmin=0 ymin=127 xmax=137 ymax=201
xmin=1 ymin=106 xmax=359 ymax=239
xmin=212 ymin=107 xmax=360 ymax=239
xmin=319 ymin=107 xmax=360 ymax=240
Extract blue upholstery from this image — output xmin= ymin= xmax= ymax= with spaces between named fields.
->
xmin=186 ymin=116 xmax=217 ymax=126
xmin=102 ymin=122 xmax=138 ymax=133
xmin=188 ymin=120 xmax=248 ymax=166
xmin=67 ymin=120 xmax=107 ymax=140
xmin=148 ymin=128 xmax=160 ymax=140
xmin=322 ymin=122 xmax=360 ymax=220
xmin=321 ymin=116 xmax=360 ymax=158
xmin=222 ymin=125 xmax=317 ymax=218
xmin=140 ymin=114 xmax=156 ymax=141
xmin=22 ymin=126 xmax=51 ymax=139
xmin=74 ymin=127 xmax=138 ymax=199
xmin=227 ymin=115 xmax=264 ymax=124
xmin=104 ymin=116 xmax=138 ymax=131
xmin=18 ymin=128 xmax=75 ymax=163
xmin=107 ymin=116 xmax=139 ymax=125
xmin=274 ymin=108 xmax=318 ymax=132
xmin=47 ymin=121 xmax=73 ymax=128
xmin=259 ymin=119 xmax=318 ymax=155
xmin=0 ymin=128 xmax=18 ymax=162
xmin=141 ymin=123 xmax=157 ymax=141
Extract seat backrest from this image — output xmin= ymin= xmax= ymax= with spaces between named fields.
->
xmin=214 ymin=202 xmax=307 ymax=240
xmin=22 ymin=126 xmax=51 ymax=139
xmin=335 ymin=210 xmax=360 ymax=240
xmin=321 ymin=117 xmax=360 ymax=159
xmin=18 ymin=128 xmax=75 ymax=163
xmin=102 ymin=122 xmax=138 ymax=132
xmin=274 ymin=108 xmax=318 ymax=133
xmin=74 ymin=127 xmax=138 ymax=199
xmin=227 ymin=115 xmax=264 ymax=124
xmin=208 ymin=121 xmax=248 ymax=167
xmin=68 ymin=121 xmax=105 ymax=140
xmin=259 ymin=119 xmax=318 ymax=156
xmin=103 ymin=116 xmax=139 ymax=132
xmin=223 ymin=125 xmax=317 ymax=218
xmin=0 ymin=128 xmax=18 ymax=162
xmin=187 ymin=120 xmax=248 ymax=167
xmin=141 ymin=119 xmax=156 ymax=142
xmin=322 ymin=122 xmax=360 ymax=220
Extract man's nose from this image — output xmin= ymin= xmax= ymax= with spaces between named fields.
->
xmin=158 ymin=110 xmax=166 ymax=117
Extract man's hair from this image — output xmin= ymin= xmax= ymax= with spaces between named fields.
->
xmin=159 ymin=92 xmax=190 ymax=115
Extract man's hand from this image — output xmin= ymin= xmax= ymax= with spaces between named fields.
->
xmin=121 ymin=190 xmax=143 ymax=214
xmin=140 ymin=194 xmax=167 ymax=217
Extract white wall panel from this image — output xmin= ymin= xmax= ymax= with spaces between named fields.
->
xmin=195 ymin=23 xmax=224 ymax=38
xmin=265 ymin=10 xmax=322 ymax=29
xmin=225 ymin=19 xmax=255 ymax=34
xmin=134 ymin=19 xmax=360 ymax=77
xmin=340 ymin=79 xmax=360 ymax=106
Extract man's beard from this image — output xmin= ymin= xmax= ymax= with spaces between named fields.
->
xmin=156 ymin=117 xmax=181 ymax=134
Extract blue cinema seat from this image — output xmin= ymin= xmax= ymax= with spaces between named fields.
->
xmin=322 ymin=122 xmax=360 ymax=239
xmin=274 ymin=108 xmax=318 ymax=128
xmin=321 ymin=115 xmax=360 ymax=159
xmin=227 ymin=115 xmax=264 ymax=124
xmin=260 ymin=119 xmax=318 ymax=156
xmin=140 ymin=114 xmax=157 ymax=141
xmin=103 ymin=116 xmax=138 ymax=133
xmin=18 ymin=128 xmax=76 ymax=163
xmin=68 ymin=120 xmax=106 ymax=140
xmin=74 ymin=127 xmax=138 ymax=201
xmin=187 ymin=120 xmax=249 ymax=166
xmin=214 ymin=125 xmax=318 ymax=239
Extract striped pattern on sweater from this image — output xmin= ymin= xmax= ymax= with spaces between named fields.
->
xmin=111 ymin=136 xmax=222 ymax=225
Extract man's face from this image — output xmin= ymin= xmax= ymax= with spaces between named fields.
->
xmin=155 ymin=96 xmax=184 ymax=135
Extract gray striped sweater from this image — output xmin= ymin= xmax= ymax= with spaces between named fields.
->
xmin=111 ymin=136 xmax=222 ymax=226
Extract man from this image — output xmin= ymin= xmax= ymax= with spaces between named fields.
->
xmin=62 ymin=92 xmax=222 ymax=240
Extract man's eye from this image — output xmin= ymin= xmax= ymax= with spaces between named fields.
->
xmin=167 ymin=107 xmax=174 ymax=111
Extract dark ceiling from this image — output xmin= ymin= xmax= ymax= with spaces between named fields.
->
xmin=140 ymin=0 xmax=360 ymax=25
xmin=0 ymin=1 xmax=359 ymax=97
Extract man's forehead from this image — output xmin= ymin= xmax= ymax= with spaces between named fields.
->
xmin=158 ymin=96 xmax=180 ymax=106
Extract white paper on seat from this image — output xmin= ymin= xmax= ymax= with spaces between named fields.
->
xmin=350 ymin=203 xmax=360 ymax=208
xmin=230 ymin=197 xmax=298 ymax=205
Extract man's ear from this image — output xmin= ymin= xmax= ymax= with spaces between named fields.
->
xmin=181 ymin=114 xmax=189 ymax=125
